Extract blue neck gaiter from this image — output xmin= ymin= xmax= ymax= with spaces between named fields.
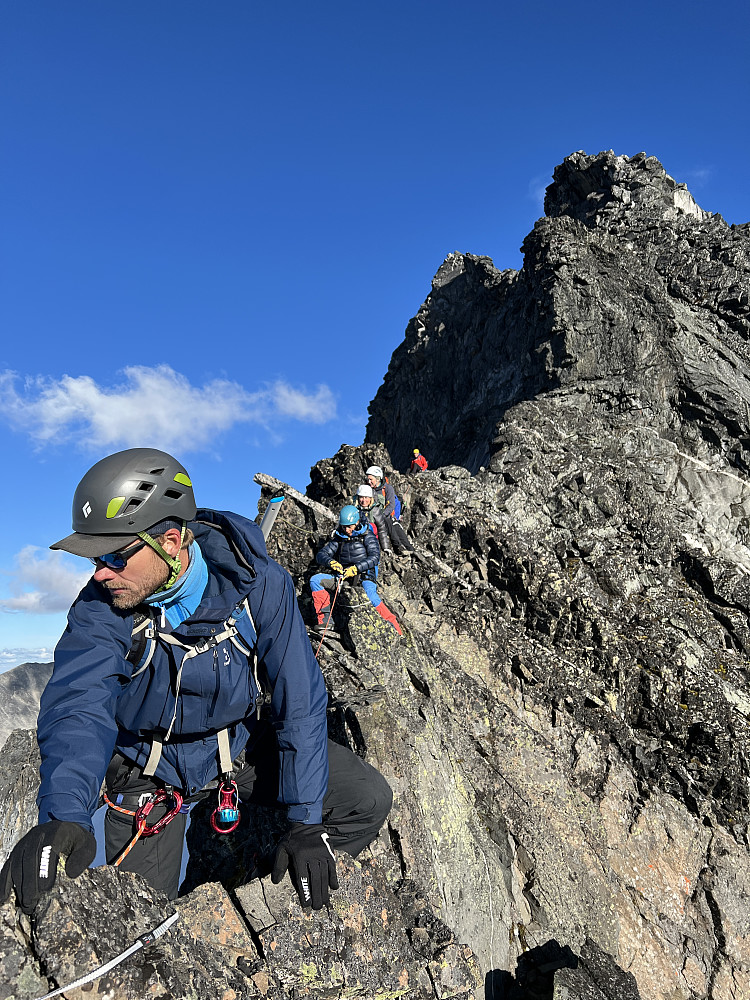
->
xmin=143 ymin=541 xmax=209 ymax=627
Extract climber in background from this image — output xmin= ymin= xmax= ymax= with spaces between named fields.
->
xmin=409 ymin=449 xmax=428 ymax=474
xmin=352 ymin=483 xmax=392 ymax=553
xmin=365 ymin=466 xmax=415 ymax=558
xmin=311 ymin=505 xmax=403 ymax=635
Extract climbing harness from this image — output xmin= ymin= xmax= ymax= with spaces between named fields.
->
xmin=127 ymin=597 xmax=262 ymax=779
xmin=104 ymin=787 xmax=185 ymax=867
xmin=110 ymin=534 xmax=267 ymax=848
xmin=32 ymin=911 xmax=179 ymax=1000
xmin=210 ymin=777 xmax=241 ymax=833
xmin=107 ymin=592 xmax=258 ymax=852
xmin=314 ymin=576 xmax=342 ymax=659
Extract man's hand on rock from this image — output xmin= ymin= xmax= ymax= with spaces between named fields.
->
xmin=271 ymin=823 xmax=338 ymax=910
xmin=0 ymin=820 xmax=96 ymax=914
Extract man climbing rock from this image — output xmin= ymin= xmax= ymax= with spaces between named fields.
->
xmin=365 ymin=465 xmax=415 ymax=558
xmin=409 ymin=449 xmax=428 ymax=474
xmin=311 ymin=505 xmax=403 ymax=635
xmin=0 ymin=448 xmax=392 ymax=913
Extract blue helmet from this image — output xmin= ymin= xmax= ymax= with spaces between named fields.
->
xmin=338 ymin=505 xmax=361 ymax=527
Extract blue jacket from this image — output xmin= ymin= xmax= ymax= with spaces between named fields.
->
xmin=37 ymin=509 xmax=329 ymax=832
xmin=316 ymin=524 xmax=380 ymax=583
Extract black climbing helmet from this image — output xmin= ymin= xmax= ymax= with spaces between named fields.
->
xmin=51 ymin=448 xmax=197 ymax=561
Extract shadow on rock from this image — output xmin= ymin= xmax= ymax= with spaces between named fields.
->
xmin=182 ymin=797 xmax=286 ymax=895
xmin=486 ymin=938 xmax=641 ymax=999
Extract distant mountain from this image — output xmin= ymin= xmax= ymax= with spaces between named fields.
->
xmin=0 ymin=661 xmax=52 ymax=751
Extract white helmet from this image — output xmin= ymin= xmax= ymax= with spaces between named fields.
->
xmin=356 ymin=484 xmax=374 ymax=498
xmin=366 ymin=465 xmax=383 ymax=480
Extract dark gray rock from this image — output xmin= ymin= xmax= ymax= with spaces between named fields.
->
xmin=0 ymin=842 xmax=480 ymax=999
xmin=366 ymin=150 xmax=749 ymax=478
xmin=0 ymin=866 xmax=259 ymax=999
xmin=0 ymin=730 xmax=41 ymax=869
xmin=235 ymin=854 xmax=481 ymax=999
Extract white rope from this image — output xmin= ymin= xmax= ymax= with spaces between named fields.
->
xmin=34 ymin=912 xmax=179 ymax=1000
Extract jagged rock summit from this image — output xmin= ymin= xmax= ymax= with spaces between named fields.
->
xmin=544 ymin=149 xmax=708 ymax=222
xmin=366 ymin=149 xmax=749 ymax=477
xmin=3 ymin=151 xmax=750 ymax=1000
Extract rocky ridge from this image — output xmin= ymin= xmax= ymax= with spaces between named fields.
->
xmin=367 ymin=150 xmax=750 ymax=480
xmin=2 ymin=150 xmax=750 ymax=1000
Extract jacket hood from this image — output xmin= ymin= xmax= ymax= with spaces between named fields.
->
xmin=77 ymin=508 xmax=270 ymax=627
xmin=187 ymin=508 xmax=270 ymax=621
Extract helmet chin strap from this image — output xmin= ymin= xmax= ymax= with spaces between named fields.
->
xmin=138 ymin=522 xmax=187 ymax=592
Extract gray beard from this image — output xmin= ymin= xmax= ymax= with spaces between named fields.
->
xmin=99 ymin=559 xmax=169 ymax=610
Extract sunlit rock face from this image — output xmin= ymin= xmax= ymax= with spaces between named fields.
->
xmin=366 ymin=150 xmax=750 ymax=485
xmin=3 ymin=151 xmax=750 ymax=999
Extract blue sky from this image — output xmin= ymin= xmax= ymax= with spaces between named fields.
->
xmin=1 ymin=1 xmax=748 ymax=670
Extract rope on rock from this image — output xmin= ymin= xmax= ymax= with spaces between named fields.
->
xmin=314 ymin=576 xmax=342 ymax=659
xmin=33 ymin=911 xmax=179 ymax=1000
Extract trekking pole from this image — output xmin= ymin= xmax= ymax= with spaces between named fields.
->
xmin=314 ymin=575 xmax=342 ymax=659
xmin=259 ymin=492 xmax=284 ymax=542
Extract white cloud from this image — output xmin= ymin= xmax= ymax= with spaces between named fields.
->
xmin=273 ymin=382 xmax=336 ymax=422
xmin=0 ymin=546 xmax=91 ymax=615
xmin=680 ymin=167 xmax=712 ymax=191
xmin=0 ymin=647 xmax=54 ymax=671
xmin=0 ymin=366 xmax=337 ymax=453
xmin=528 ymin=174 xmax=551 ymax=212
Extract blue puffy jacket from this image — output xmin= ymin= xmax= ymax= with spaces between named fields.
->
xmin=315 ymin=524 xmax=380 ymax=583
xmin=36 ymin=509 xmax=329 ymax=832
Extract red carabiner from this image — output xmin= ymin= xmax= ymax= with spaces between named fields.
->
xmin=210 ymin=779 xmax=240 ymax=834
xmin=135 ymin=788 xmax=184 ymax=837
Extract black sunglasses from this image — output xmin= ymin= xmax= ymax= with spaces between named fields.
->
xmin=88 ymin=539 xmax=148 ymax=570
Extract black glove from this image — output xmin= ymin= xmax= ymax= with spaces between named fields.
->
xmin=271 ymin=822 xmax=338 ymax=910
xmin=0 ymin=820 xmax=96 ymax=914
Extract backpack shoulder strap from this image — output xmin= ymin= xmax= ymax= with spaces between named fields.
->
xmin=128 ymin=609 xmax=158 ymax=677
xmin=228 ymin=597 xmax=257 ymax=649
xmin=227 ymin=598 xmax=266 ymax=719
xmin=131 ymin=597 xmax=264 ymax=777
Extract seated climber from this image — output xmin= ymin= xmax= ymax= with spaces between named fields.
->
xmin=410 ymin=449 xmax=428 ymax=474
xmin=352 ymin=483 xmax=392 ymax=553
xmin=311 ymin=505 xmax=403 ymax=635
xmin=0 ymin=448 xmax=392 ymax=914
xmin=365 ymin=465 xmax=415 ymax=557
